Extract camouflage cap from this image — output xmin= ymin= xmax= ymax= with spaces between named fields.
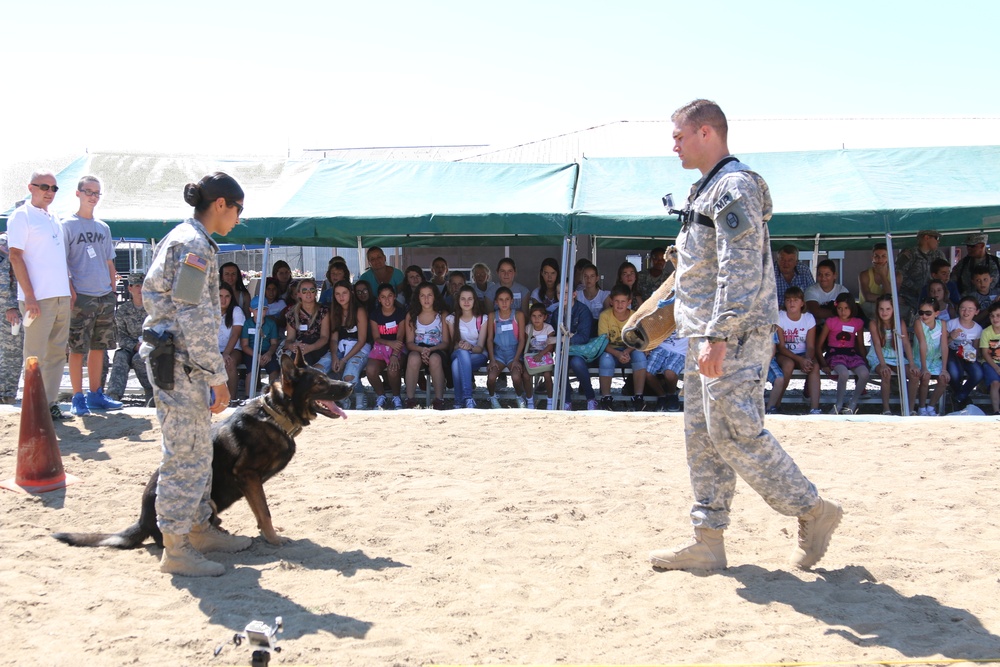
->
xmin=917 ymin=229 xmax=941 ymax=240
xmin=965 ymin=233 xmax=988 ymax=246
xmin=127 ymin=272 xmax=146 ymax=286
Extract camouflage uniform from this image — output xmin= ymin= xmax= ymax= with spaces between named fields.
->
xmin=141 ymin=219 xmax=227 ymax=535
xmin=674 ymin=158 xmax=818 ymax=530
xmin=106 ymin=297 xmax=152 ymax=400
xmin=0 ymin=234 xmax=24 ymax=401
xmin=895 ymin=246 xmax=946 ymax=314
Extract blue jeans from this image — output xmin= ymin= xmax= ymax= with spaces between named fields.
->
xmin=947 ymin=357 xmax=984 ymax=400
xmin=599 ymin=347 xmax=647 ymax=376
xmin=451 ymin=349 xmax=488 ymax=402
xmin=567 ymin=354 xmax=595 ymax=400
xmin=336 ymin=343 xmax=371 ymax=392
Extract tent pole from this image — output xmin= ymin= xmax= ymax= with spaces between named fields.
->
xmin=553 ymin=235 xmax=573 ymax=409
xmin=884 ymin=231 xmax=910 ymax=416
xmin=248 ymin=238 xmax=272 ymax=399
xmin=812 ymin=234 xmax=821 ymax=279
xmin=356 ymin=237 xmax=364 ymax=276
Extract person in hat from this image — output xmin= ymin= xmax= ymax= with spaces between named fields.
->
xmin=953 ymin=233 xmax=999 ymax=296
xmin=106 ymin=273 xmax=154 ymax=404
xmin=895 ymin=230 xmax=946 ymax=321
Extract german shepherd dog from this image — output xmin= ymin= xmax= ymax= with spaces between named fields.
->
xmin=53 ymin=352 xmax=352 ymax=549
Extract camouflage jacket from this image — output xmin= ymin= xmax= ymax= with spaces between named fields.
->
xmin=674 ymin=157 xmax=779 ymax=340
xmin=0 ymin=233 xmax=17 ymax=311
xmin=141 ymin=219 xmax=226 ymax=386
xmin=896 ymin=246 xmax=946 ymax=309
xmin=115 ymin=298 xmax=147 ymax=353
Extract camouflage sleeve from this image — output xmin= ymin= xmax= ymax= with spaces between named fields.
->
xmin=0 ymin=257 xmax=16 ymax=310
xmin=115 ymin=304 xmax=139 ymax=352
xmin=699 ymin=172 xmax=771 ymax=340
xmin=171 ymin=245 xmax=226 ymax=385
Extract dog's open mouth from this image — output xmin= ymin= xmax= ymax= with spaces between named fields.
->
xmin=314 ymin=399 xmax=348 ymax=420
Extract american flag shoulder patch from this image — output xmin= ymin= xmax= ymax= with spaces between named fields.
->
xmin=183 ymin=253 xmax=208 ymax=272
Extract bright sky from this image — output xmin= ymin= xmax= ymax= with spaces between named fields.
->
xmin=2 ymin=0 xmax=998 ymax=170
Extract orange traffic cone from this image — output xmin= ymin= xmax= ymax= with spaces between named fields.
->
xmin=0 ymin=356 xmax=80 ymax=494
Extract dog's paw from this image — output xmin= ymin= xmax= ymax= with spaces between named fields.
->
xmin=262 ymin=531 xmax=291 ymax=546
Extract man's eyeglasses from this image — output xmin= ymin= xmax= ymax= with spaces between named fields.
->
xmin=228 ymin=200 xmax=244 ymax=216
xmin=31 ymin=183 xmax=59 ymax=192
xmin=79 ymin=188 xmax=101 ymax=198
xmin=918 ymin=310 xmax=934 ymax=316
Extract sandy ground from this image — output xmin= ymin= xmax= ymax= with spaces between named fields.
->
xmin=2 ymin=406 xmax=999 ymax=667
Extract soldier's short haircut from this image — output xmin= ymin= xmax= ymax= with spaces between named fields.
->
xmin=671 ymin=99 xmax=728 ymax=142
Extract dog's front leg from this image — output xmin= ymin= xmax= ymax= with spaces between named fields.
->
xmin=238 ymin=473 xmax=288 ymax=545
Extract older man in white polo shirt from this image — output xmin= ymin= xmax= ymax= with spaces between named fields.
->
xmin=7 ymin=169 xmax=72 ymax=420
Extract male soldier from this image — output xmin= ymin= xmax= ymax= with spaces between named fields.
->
xmin=953 ymin=233 xmax=999 ymax=295
xmin=7 ymin=169 xmax=72 ymax=420
xmin=106 ymin=273 xmax=153 ymax=404
xmin=649 ymin=100 xmax=842 ymax=572
xmin=0 ymin=232 xmax=24 ymax=403
xmin=63 ymin=175 xmax=122 ymax=416
xmin=637 ymin=246 xmax=674 ymax=299
xmin=895 ymin=230 xmax=945 ymax=321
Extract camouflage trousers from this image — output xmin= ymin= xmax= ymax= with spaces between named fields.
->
xmin=106 ymin=347 xmax=153 ymax=400
xmin=683 ymin=326 xmax=818 ymax=530
xmin=0 ymin=319 xmax=23 ymax=399
xmin=153 ymin=361 xmax=214 ymax=535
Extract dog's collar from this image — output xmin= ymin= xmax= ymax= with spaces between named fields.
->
xmin=253 ymin=395 xmax=303 ymax=439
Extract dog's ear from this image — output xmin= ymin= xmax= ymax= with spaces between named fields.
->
xmin=293 ymin=346 xmax=307 ymax=368
xmin=279 ymin=353 xmax=298 ymax=395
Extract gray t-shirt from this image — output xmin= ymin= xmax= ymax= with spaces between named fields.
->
xmin=62 ymin=214 xmax=115 ymax=296
xmin=485 ymin=281 xmax=531 ymax=312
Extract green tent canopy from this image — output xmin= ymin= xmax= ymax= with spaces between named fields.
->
xmin=3 ymin=147 xmax=997 ymax=250
xmin=574 ymin=146 xmax=1000 ymax=250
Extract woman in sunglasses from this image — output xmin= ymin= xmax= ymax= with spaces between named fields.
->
xmin=141 ymin=172 xmax=251 ymax=577
xmin=283 ymin=278 xmax=330 ymax=368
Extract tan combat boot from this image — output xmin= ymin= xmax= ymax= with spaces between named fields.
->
xmin=649 ymin=527 xmax=727 ymax=570
xmin=790 ymin=497 xmax=843 ymax=570
xmin=160 ymin=533 xmax=225 ymax=577
xmin=189 ymin=522 xmax=253 ymax=553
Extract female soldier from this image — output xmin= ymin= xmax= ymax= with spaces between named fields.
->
xmin=141 ymin=172 xmax=251 ymax=577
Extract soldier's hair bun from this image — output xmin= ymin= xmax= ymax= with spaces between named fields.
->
xmin=184 ymin=173 xmax=244 ymax=213
xmin=182 ymin=183 xmax=204 ymax=207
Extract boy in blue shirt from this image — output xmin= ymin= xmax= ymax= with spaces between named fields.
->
xmin=241 ymin=296 xmax=280 ymax=389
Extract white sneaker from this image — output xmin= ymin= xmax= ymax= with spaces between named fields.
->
xmin=392 ymin=396 xmax=403 ymax=410
xmin=464 ymin=398 xmax=476 ymax=409
xmin=587 ymin=399 xmax=598 ymax=411
xmin=489 ymin=395 xmax=501 ymax=409
xmin=925 ymin=405 xmax=938 ymax=416
xmin=808 ymin=408 xmax=823 ymax=415
xmin=917 ymin=406 xmax=928 ymax=416
xmin=516 ymin=396 xmax=527 ymax=409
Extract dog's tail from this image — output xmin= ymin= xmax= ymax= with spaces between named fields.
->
xmin=52 ymin=522 xmax=149 ymax=549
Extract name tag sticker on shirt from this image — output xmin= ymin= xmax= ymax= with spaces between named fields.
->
xmin=385 ymin=321 xmax=397 ymax=330
xmin=86 ymin=245 xmax=97 ymax=259
xmin=299 ymin=324 xmax=308 ymax=331
xmin=501 ymin=324 xmax=514 ymax=332
xmin=843 ymin=324 xmax=856 ymax=333
xmin=247 ymin=328 xmax=256 ymax=335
